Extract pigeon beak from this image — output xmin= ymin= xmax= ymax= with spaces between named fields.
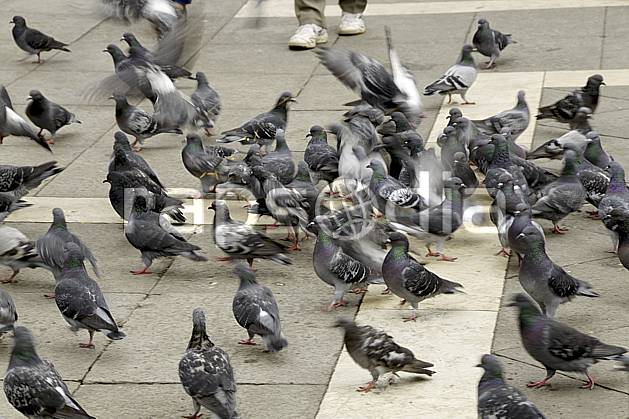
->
xmin=26 ymin=96 xmax=32 ymax=101
xmin=306 ymin=133 xmax=312 ymax=138
xmin=102 ymin=49 xmax=108 ymax=53
xmin=471 ymin=48 xmax=479 ymax=52
xmin=497 ymin=182 xmax=503 ymax=187
xmin=516 ymin=233 xmax=525 ymax=239
xmin=102 ymin=179 xmax=109 ymax=184
xmin=289 ymin=98 xmax=298 ymax=103
xmin=475 ymin=363 xmax=483 ymax=368
xmin=601 ymin=82 xmax=606 ymax=86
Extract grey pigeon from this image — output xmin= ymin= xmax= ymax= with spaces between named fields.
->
xmin=368 ymin=159 xmax=426 ymax=216
xmin=452 ymin=152 xmax=478 ymax=198
xmin=583 ymin=131 xmax=612 ymax=170
xmin=304 ymin=125 xmax=339 ymax=186
xmin=424 ymin=45 xmax=477 ymax=104
xmin=182 ymin=134 xmax=236 ymax=194
xmin=508 ymin=293 xmax=626 ymax=389
xmin=111 ymin=94 xmax=181 ymax=151
xmin=507 ymin=203 xmax=546 ymax=261
xmin=619 ymin=234 xmax=629 ymax=271
xmin=0 ymin=85 xmax=51 ymax=152
xmin=101 ymin=44 xmax=157 ymax=103
xmin=190 ymin=72 xmax=221 ymax=133
xmin=125 ymin=195 xmax=206 ymax=275
xmin=209 ymin=200 xmax=291 ymax=267
xmin=55 ymin=243 xmax=126 ymax=348
xmin=382 ymin=232 xmax=463 ymax=321
xmin=0 ymin=161 xmax=63 ymax=200
xmin=10 ymin=16 xmax=70 ymax=63
xmin=179 ymin=308 xmax=239 ymax=419
xmin=536 ymin=75 xmax=605 ymax=123
xmin=598 ymin=162 xmax=629 ymax=251
xmin=515 ymin=226 xmax=598 ymax=318
xmin=531 ymin=149 xmax=586 ymax=234
xmin=472 ymin=18 xmax=516 ymax=68
xmin=477 ymin=354 xmax=546 ymax=419
xmin=37 ymin=208 xmax=101 ymax=282
xmin=120 ymin=32 xmax=194 ymax=81
xmin=218 ymin=92 xmax=295 ymax=145
xmin=4 ymin=326 xmax=95 ymax=418
xmin=0 ymin=287 xmax=17 ymax=335
xmin=260 ymin=129 xmax=297 ymax=185
xmin=437 ymin=125 xmax=465 ymax=170
xmin=0 ymin=225 xmax=50 ymax=284
xmin=334 ymin=318 xmax=435 ymax=392
xmin=25 ymin=90 xmax=81 ymax=144
xmin=109 ymin=131 xmax=164 ymax=188
xmin=286 ymin=161 xmax=319 ymax=222
xmin=471 ymin=90 xmax=529 ymax=140
xmin=527 ymin=130 xmax=589 ymax=161
xmin=232 ymin=264 xmax=288 ymax=352
xmin=491 ymin=172 xmax=530 ymax=257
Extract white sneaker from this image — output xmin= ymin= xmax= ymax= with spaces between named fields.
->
xmin=288 ymin=24 xmax=328 ymax=50
xmin=338 ymin=12 xmax=366 ymax=35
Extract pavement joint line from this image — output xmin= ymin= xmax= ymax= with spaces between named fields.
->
xmin=599 ymin=7 xmax=608 ymax=70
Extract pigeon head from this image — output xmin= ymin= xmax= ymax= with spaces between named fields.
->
xmin=10 ymin=16 xmax=26 ymax=27
xmin=62 ymin=242 xmax=85 ymax=270
xmin=103 ymin=44 xmax=126 ymax=63
xmin=120 ymin=32 xmax=140 ymax=47
xmin=366 ymin=159 xmax=386 ymax=175
xmin=606 ymin=162 xmax=626 ymax=188
xmin=515 ymin=226 xmax=544 ymax=252
xmin=387 ymin=232 xmax=409 ymax=249
xmin=113 ymin=131 xmax=131 ymax=148
xmin=506 ymin=293 xmax=543 ymax=322
xmin=187 ymin=308 xmax=213 ymax=350
xmin=576 ymin=107 xmax=592 ymax=117
xmin=390 ymin=111 xmax=411 ymax=130
xmin=274 ymin=91 xmax=296 ymax=109
xmin=447 ymin=108 xmax=462 ymax=121
xmin=307 ymin=125 xmax=327 ymax=141
xmin=477 ymin=18 xmax=489 ymax=27
xmin=27 ymin=90 xmax=44 ymax=103
xmin=587 ymin=74 xmax=605 ymax=87
xmin=132 ymin=195 xmax=149 ymax=214
xmin=489 ymin=134 xmax=507 ymax=147
xmin=51 ymin=208 xmax=67 ymax=228
xmin=476 ymin=354 xmax=503 ymax=378
xmin=452 ymin=152 xmax=467 ymax=164
xmin=234 ymin=263 xmax=258 ymax=288
xmin=194 ymin=71 xmax=208 ymax=84
xmin=333 ymin=317 xmax=357 ymax=330
xmin=585 ymin=131 xmax=600 ymax=142
xmin=109 ymin=93 xmax=129 ymax=106
xmin=459 ymin=45 xmax=476 ymax=65
xmin=185 ymin=134 xmax=203 ymax=146
xmin=9 ymin=326 xmax=42 ymax=368
xmin=496 ymin=172 xmax=513 ymax=189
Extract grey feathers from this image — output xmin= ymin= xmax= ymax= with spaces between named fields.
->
xmin=26 ymin=90 xmax=81 ymax=140
xmin=472 ymin=18 xmax=516 ymax=68
xmin=10 ymin=16 xmax=70 ymax=63
xmin=0 ymin=287 xmax=17 ymax=334
xmin=0 ymin=85 xmax=52 ymax=152
xmin=424 ymin=45 xmax=477 ymax=104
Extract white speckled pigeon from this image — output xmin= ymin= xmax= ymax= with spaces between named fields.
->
xmin=0 ymin=161 xmax=63 ymax=201
xmin=25 ymin=90 xmax=81 ymax=145
xmin=472 ymin=18 xmax=516 ymax=68
xmin=368 ymin=159 xmax=427 ymax=216
xmin=10 ymin=16 xmax=70 ymax=63
xmin=424 ymin=45 xmax=477 ymax=105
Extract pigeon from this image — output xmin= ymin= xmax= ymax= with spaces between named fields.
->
xmin=182 ymin=134 xmax=236 ymax=194
xmin=477 ymin=354 xmax=546 ymax=419
xmin=471 ymin=90 xmax=529 ymax=140
xmin=526 ymin=130 xmax=589 ymax=161
xmin=452 ymin=152 xmax=478 ymax=198
xmin=99 ymin=0 xmax=178 ymax=37
xmin=100 ymin=44 xmax=157 ymax=103
xmin=259 ymin=129 xmax=297 ymax=185
xmin=583 ymin=131 xmax=612 ymax=170
xmin=303 ymin=125 xmax=339 ymax=186
xmin=423 ymin=45 xmax=478 ymax=105
xmin=0 ymin=161 xmax=63 ymax=200
xmin=536 ymin=75 xmax=605 ymax=123
xmin=373 ymin=133 xmax=410 ymax=180
xmin=4 ymin=326 xmax=95 ymax=418
xmin=531 ymin=149 xmax=586 ymax=234
xmin=382 ymin=232 xmax=464 ymax=321
xmin=110 ymin=94 xmax=182 ymax=151
xmin=25 ymin=90 xmax=81 ymax=144
xmin=125 ymin=195 xmax=206 ymax=275
xmin=232 ymin=264 xmax=288 ymax=352
xmin=508 ymin=293 xmax=626 ymax=389
xmin=569 ymin=106 xmax=593 ymax=133
xmin=37 ymin=208 xmax=101 ymax=281
xmin=190 ymin=72 xmax=221 ymax=133
xmin=54 ymin=243 xmax=126 ymax=348
xmin=179 ymin=308 xmax=239 ymax=419
xmin=209 ymin=200 xmax=291 ymax=267
xmin=437 ymin=126 xmax=466 ymax=170
xmin=10 ymin=16 xmax=70 ymax=64
xmin=286 ymin=161 xmax=319 ymax=222
xmin=472 ymin=18 xmax=516 ymax=68
xmin=598 ymin=162 xmax=629 ymax=250
xmin=218 ymin=92 xmax=295 ymax=145
xmin=109 ymin=131 xmax=164 ymax=187
xmin=334 ymin=318 xmax=435 ymax=392
xmin=368 ymin=159 xmax=427 ymax=216
xmin=507 ymin=203 xmax=545 ymax=260
xmin=0 ymin=288 xmax=17 ymax=335
xmin=514 ymin=226 xmax=598 ymax=317
xmin=120 ymin=32 xmax=193 ymax=81
xmin=0 ymin=85 xmax=51 ymax=152
xmin=0 ymin=225 xmax=50 ymax=284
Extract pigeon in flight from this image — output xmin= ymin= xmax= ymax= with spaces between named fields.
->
xmin=424 ymin=45 xmax=478 ymax=105
xmin=10 ymin=16 xmax=70 ymax=63
xmin=25 ymin=90 xmax=81 ymax=144
xmin=472 ymin=18 xmax=516 ymax=68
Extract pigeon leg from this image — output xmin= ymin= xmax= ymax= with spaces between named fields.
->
xmin=446 ymin=94 xmax=452 ymax=105
xmin=0 ymin=136 xmax=3 ymax=144
xmin=403 ymin=306 xmax=417 ymax=322
xmin=131 ymin=138 xmax=142 ymax=152
xmin=350 ymin=287 xmax=367 ymax=294
xmin=399 ymin=299 xmax=407 ymax=306
xmin=381 ymin=287 xmax=391 ymax=295
xmin=36 ymin=53 xmax=42 ymax=64
xmin=130 ymin=266 xmax=152 ymax=275
xmin=550 ymin=223 xmax=568 ymax=234
xmin=425 ymin=245 xmax=440 ymax=257
xmin=495 ymin=248 xmax=511 ymax=257
xmin=46 ymin=137 xmax=55 ymax=145
xmin=437 ymin=254 xmax=458 ymax=262
xmin=586 ymin=210 xmax=601 ymax=219
xmin=356 ymin=381 xmax=376 ymax=393
xmin=580 ymin=372 xmax=595 ymax=390
xmin=0 ymin=269 xmax=19 ymax=284
xmin=217 ymin=256 xmax=233 ymax=262
xmin=43 ymin=293 xmax=55 ymax=299
xmin=79 ymin=331 xmax=95 ymax=349
xmin=527 ymin=368 xmax=555 ymax=388
xmin=486 ymin=55 xmax=497 ymax=69
xmin=183 ymin=400 xmax=202 ymax=419
xmin=238 ymin=338 xmax=257 ymax=346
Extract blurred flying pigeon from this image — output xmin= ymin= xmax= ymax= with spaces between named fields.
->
xmin=382 ymin=232 xmax=463 ymax=321
xmin=4 ymin=326 xmax=95 ymax=418
xmin=0 ymin=288 xmax=17 ymax=335
xmin=0 ymin=85 xmax=51 ymax=152
xmin=472 ymin=18 xmax=516 ymax=68
xmin=303 ymin=125 xmax=339 ymax=186
xmin=0 ymin=161 xmax=63 ymax=200
xmin=0 ymin=225 xmax=50 ymax=284
xmin=477 ymin=354 xmax=546 ymax=418
xmin=218 ymin=92 xmax=295 ymax=145
xmin=471 ymin=90 xmax=529 ymax=140
xmin=334 ymin=318 xmax=435 ymax=392
xmin=101 ymin=44 xmax=157 ymax=103
xmin=514 ymin=226 xmax=598 ymax=317
xmin=536 ymin=75 xmax=605 ymax=123
xmin=424 ymin=45 xmax=477 ymax=104
xmin=182 ymin=134 xmax=236 ymax=194
xmin=99 ymin=0 xmax=178 ymax=36
xmin=179 ymin=308 xmax=239 ymax=419
xmin=509 ymin=293 xmax=626 ymax=389
xmin=125 ymin=195 xmax=206 ymax=275
xmin=120 ymin=32 xmax=193 ymax=81
xmin=232 ymin=264 xmax=288 ymax=352
xmin=209 ymin=200 xmax=291 ymax=267
xmin=190 ymin=72 xmax=221 ymax=133
xmin=25 ymin=90 xmax=81 ymax=144
xmin=55 ymin=243 xmax=126 ymax=348
xmin=10 ymin=16 xmax=70 ymax=63
xmin=0 ymin=193 xmax=31 ymax=222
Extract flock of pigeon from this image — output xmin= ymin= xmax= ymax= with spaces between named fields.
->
xmin=0 ymin=1 xmax=627 ymax=418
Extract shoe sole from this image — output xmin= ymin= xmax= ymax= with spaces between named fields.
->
xmin=338 ymin=28 xmax=366 ymax=36
xmin=288 ymin=36 xmax=328 ymax=50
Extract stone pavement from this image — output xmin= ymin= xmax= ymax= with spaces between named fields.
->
xmin=0 ymin=0 xmax=628 ymax=418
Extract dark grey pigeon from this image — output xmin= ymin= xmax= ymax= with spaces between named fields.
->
xmin=10 ymin=16 xmax=70 ymax=63
xmin=477 ymin=354 xmax=546 ymax=419
xmin=334 ymin=318 xmax=435 ymax=393
xmin=515 ymin=225 xmax=598 ymax=318
xmin=182 ymin=134 xmax=236 ymax=194
xmin=491 ymin=173 xmax=531 ymax=257
xmin=260 ymin=129 xmax=297 ymax=185
xmin=55 ymin=243 xmax=125 ymax=348
xmin=437 ymin=126 xmax=465 ymax=170
xmin=452 ymin=152 xmax=478 ymax=198
xmin=4 ymin=326 xmax=95 ymax=418
xmin=109 ymin=131 xmax=164 ymax=188
xmin=471 ymin=90 xmax=529 ymax=140
xmin=209 ymin=200 xmax=291 ymax=268
xmin=507 ymin=203 xmax=545 ymax=260
xmin=526 ymin=130 xmax=589 ymax=161
xmin=232 ymin=264 xmax=288 ymax=352
xmin=0 ymin=161 xmax=63 ymax=200
xmin=37 ymin=208 xmax=101 ymax=282
xmin=0 ymin=287 xmax=17 ymax=335
xmin=508 ymin=293 xmax=626 ymax=389
xmin=0 ymin=85 xmax=51 ymax=152
xmin=111 ymin=94 xmax=181 ymax=151
xmin=218 ymin=92 xmax=295 ymax=145
xmin=382 ymin=232 xmax=463 ymax=321
xmin=304 ymin=125 xmax=339 ymax=186
xmin=446 ymin=107 xmax=463 ymax=126
xmin=424 ymin=45 xmax=477 ymax=104
xmin=0 ymin=225 xmax=50 ymax=284
xmin=125 ymin=195 xmax=206 ymax=275
xmin=179 ymin=308 xmax=239 ymax=419
xmin=190 ymin=72 xmax=221 ymax=133
xmin=536 ymin=75 xmax=605 ymax=123
xmin=472 ymin=18 xmax=516 ymax=68
xmin=0 ymin=193 xmax=31 ymax=222
xmin=531 ymin=150 xmax=586 ymax=234
xmin=25 ymin=90 xmax=81 ymax=144
xmin=120 ymin=32 xmax=194 ymax=81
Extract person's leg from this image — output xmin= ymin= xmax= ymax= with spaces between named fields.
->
xmin=338 ymin=0 xmax=367 ymax=35
xmin=295 ymin=0 xmax=327 ymax=27
xmin=339 ymin=0 xmax=367 ymax=14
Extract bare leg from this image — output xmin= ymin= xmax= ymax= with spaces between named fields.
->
xmin=79 ymin=331 xmax=95 ymax=349
xmin=580 ymin=372 xmax=595 ymax=390
xmin=183 ymin=400 xmax=202 ymax=419
xmin=238 ymin=338 xmax=257 ymax=346
xmin=495 ymin=248 xmax=511 ymax=257
xmin=550 ymin=222 xmax=568 ymax=234
xmin=130 ymin=266 xmax=152 ymax=275
xmin=1 ymin=269 xmax=19 ymax=284
xmin=403 ymin=307 xmax=417 ymax=322
xmin=356 ymin=381 xmax=376 ymax=393
xmin=527 ymin=368 xmax=555 ymax=388
xmin=460 ymin=91 xmax=475 ymax=105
